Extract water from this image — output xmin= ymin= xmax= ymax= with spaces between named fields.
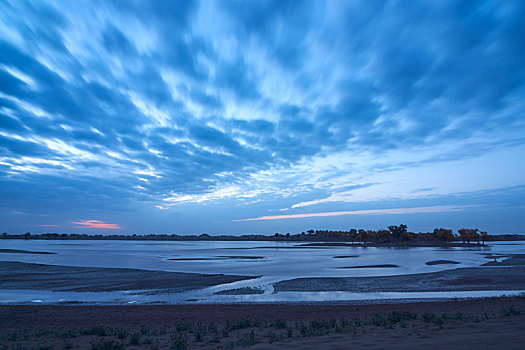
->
xmin=1 ymin=240 xmax=524 ymax=304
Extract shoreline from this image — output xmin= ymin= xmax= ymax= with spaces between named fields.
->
xmin=2 ymin=254 xmax=525 ymax=296
xmin=0 ymin=261 xmax=257 ymax=293
xmin=273 ymin=266 xmax=525 ymax=293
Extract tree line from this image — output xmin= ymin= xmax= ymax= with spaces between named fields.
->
xmin=1 ymin=225 xmax=514 ymax=246
xmin=272 ymin=225 xmax=490 ymax=246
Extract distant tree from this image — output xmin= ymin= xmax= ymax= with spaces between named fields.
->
xmin=400 ymin=231 xmax=413 ymax=245
xmin=470 ymin=229 xmax=481 ymax=245
xmin=2 ymin=232 xmax=6 ymax=238
xmin=358 ymin=229 xmax=368 ymax=245
xmin=24 ymin=232 xmax=31 ymax=239
xmin=480 ymin=231 xmax=489 ymax=245
xmin=388 ymin=224 xmax=408 ymax=240
xmin=349 ymin=229 xmax=358 ymax=244
xmin=377 ymin=230 xmax=391 ymax=242
xmin=433 ymin=228 xmax=454 ymax=247
xmin=458 ymin=228 xmax=479 ymax=245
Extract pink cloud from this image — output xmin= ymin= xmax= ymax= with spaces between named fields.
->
xmin=38 ymin=224 xmax=59 ymax=227
xmin=235 ymin=205 xmax=472 ymax=222
xmin=71 ymin=220 xmax=121 ymax=229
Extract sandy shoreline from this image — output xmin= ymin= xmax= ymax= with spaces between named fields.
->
xmin=2 ymin=257 xmax=525 ymax=297
xmin=0 ymin=261 xmax=256 ymax=293
xmin=1 ymin=297 xmax=524 ymax=349
xmin=273 ymin=254 xmax=525 ymax=293
xmin=273 ymin=266 xmax=525 ymax=293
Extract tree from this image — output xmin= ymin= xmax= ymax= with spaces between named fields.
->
xmin=377 ymin=230 xmax=391 ymax=242
xmin=458 ymin=228 xmax=479 ymax=245
xmin=433 ymin=228 xmax=454 ymax=247
xmin=358 ymin=229 xmax=368 ymax=245
xmin=24 ymin=232 xmax=31 ymax=239
xmin=388 ymin=224 xmax=408 ymax=240
xmin=401 ymin=231 xmax=413 ymax=245
xmin=480 ymin=231 xmax=489 ymax=245
xmin=349 ymin=229 xmax=358 ymax=244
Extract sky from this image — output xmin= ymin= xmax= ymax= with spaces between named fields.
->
xmin=0 ymin=0 xmax=524 ymax=235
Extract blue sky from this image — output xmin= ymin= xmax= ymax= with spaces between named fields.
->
xmin=0 ymin=0 xmax=524 ymax=235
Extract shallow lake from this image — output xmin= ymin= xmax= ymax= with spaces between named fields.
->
xmin=1 ymin=240 xmax=524 ymax=304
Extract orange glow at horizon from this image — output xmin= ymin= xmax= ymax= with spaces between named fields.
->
xmin=71 ymin=220 xmax=121 ymax=229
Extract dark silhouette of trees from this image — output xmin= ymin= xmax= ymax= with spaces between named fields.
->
xmin=358 ymin=229 xmax=368 ymax=245
xmin=481 ymin=231 xmax=488 ymax=245
xmin=433 ymin=228 xmax=454 ymax=246
xmin=388 ymin=224 xmax=408 ymax=240
xmin=349 ymin=229 xmax=358 ymax=244
xmin=2 ymin=225 xmax=501 ymax=245
xmin=458 ymin=228 xmax=479 ymax=245
xmin=377 ymin=230 xmax=391 ymax=242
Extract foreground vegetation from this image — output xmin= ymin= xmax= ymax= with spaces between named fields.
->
xmin=1 ymin=301 xmax=522 ymax=350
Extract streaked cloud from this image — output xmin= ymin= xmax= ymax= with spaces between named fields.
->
xmin=71 ymin=220 xmax=121 ymax=230
xmin=235 ymin=205 xmax=474 ymax=222
xmin=0 ymin=0 xmax=523 ymax=234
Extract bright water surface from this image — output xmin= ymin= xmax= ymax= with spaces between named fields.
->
xmin=1 ymin=240 xmax=524 ymax=304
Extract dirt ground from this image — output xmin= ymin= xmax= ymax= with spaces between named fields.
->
xmin=1 ymin=296 xmax=524 ymax=349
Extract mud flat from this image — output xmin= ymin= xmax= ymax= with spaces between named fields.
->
xmin=425 ymin=260 xmax=460 ymax=266
xmin=483 ymin=254 xmax=525 ymax=266
xmin=339 ymin=264 xmax=399 ymax=269
xmin=0 ymin=249 xmax=56 ymax=254
xmin=0 ymin=261 xmax=256 ymax=293
xmin=274 ymin=266 xmax=525 ymax=293
xmin=214 ymin=287 xmax=265 ymax=295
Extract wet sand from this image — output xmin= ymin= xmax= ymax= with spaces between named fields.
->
xmin=274 ymin=266 xmax=525 ymax=293
xmin=339 ymin=264 xmax=399 ymax=269
xmin=1 ymin=297 xmax=524 ymax=349
xmin=0 ymin=249 xmax=56 ymax=254
xmin=425 ymin=259 xmax=460 ymax=265
xmin=483 ymin=254 xmax=525 ymax=266
xmin=0 ymin=261 xmax=256 ymax=292
xmin=214 ymin=287 xmax=265 ymax=295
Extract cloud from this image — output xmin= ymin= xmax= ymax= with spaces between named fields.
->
xmin=71 ymin=220 xmax=121 ymax=229
xmin=235 ymin=205 xmax=474 ymax=222
xmin=38 ymin=224 xmax=58 ymax=227
xmin=0 ymin=1 xmax=523 ymax=233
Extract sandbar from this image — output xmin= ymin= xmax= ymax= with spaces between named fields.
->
xmin=0 ymin=261 xmax=256 ymax=292
xmin=274 ymin=266 xmax=525 ymax=292
xmin=0 ymin=249 xmax=56 ymax=255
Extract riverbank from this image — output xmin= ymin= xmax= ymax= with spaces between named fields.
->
xmin=273 ymin=266 xmax=525 ymax=293
xmin=0 ymin=261 xmax=256 ymax=293
xmin=273 ymin=254 xmax=525 ymax=293
xmin=1 ymin=296 xmax=524 ymax=349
